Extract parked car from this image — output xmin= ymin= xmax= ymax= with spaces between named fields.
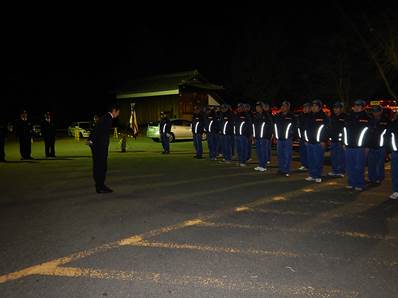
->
xmin=32 ymin=124 xmax=42 ymax=137
xmin=68 ymin=122 xmax=91 ymax=138
xmin=147 ymin=119 xmax=206 ymax=142
xmin=366 ymin=99 xmax=398 ymax=120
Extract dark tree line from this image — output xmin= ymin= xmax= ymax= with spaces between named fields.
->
xmin=222 ymin=4 xmax=398 ymax=108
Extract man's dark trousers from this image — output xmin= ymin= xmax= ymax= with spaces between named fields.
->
xmin=0 ymin=134 xmax=5 ymax=161
xmin=92 ymin=145 xmax=108 ymax=188
xmin=19 ymin=136 xmax=31 ymax=159
xmin=44 ymin=137 xmax=55 ymax=157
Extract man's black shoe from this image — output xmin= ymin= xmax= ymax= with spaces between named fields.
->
xmin=103 ymin=185 xmax=113 ymax=192
xmin=96 ymin=186 xmax=113 ymax=194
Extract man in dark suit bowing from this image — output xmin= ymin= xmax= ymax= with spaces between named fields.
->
xmin=88 ymin=104 xmax=120 ymax=193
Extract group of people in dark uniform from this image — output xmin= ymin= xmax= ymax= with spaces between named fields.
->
xmin=3 ymin=102 xmax=398 ymax=200
xmin=0 ymin=110 xmax=57 ymax=162
xmin=159 ymin=99 xmax=398 ymax=200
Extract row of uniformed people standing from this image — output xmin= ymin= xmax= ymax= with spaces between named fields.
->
xmin=0 ymin=110 xmax=57 ymax=162
xmin=189 ymin=103 xmax=273 ymax=165
xmin=297 ymin=99 xmax=398 ymax=200
xmin=158 ymin=101 xmax=398 ymax=200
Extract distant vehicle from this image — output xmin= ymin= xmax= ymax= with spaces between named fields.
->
xmin=147 ymin=119 xmax=206 ymax=142
xmin=32 ymin=124 xmax=42 ymax=137
xmin=366 ymin=99 xmax=398 ymax=120
xmin=68 ymin=122 xmax=91 ymax=138
xmin=271 ymin=107 xmax=279 ymax=115
xmin=294 ymin=104 xmax=331 ymax=117
xmin=7 ymin=122 xmax=14 ymax=133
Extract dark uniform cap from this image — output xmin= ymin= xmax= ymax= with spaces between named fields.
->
xmin=256 ymin=101 xmax=265 ymax=106
xmin=333 ymin=101 xmax=344 ymax=108
xmin=303 ymin=102 xmax=312 ymax=108
xmin=354 ymin=99 xmax=366 ymax=106
xmin=372 ymin=105 xmax=383 ymax=113
xmin=312 ymin=99 xmax=323 ymax=107
xmin=282 ymin=101 xmax=291 ymax=107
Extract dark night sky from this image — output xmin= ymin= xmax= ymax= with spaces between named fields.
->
xmin=3 ymin=2 xmax=397 ymax=125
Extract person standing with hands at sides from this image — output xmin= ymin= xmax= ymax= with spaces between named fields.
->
xmin=233 ymin=104 xmax=244 ymax=161
xmin=41 ymin=112 xmax=56 ymax=158
xmin=343 ymin=99 xmax=370 ymax=191
xmin=215 ymin=106 xmax=223 ymax=158
xmin=244 ymin=104 xmax=254 ymax=162
xmin=219 ymin=104 xmax=234 ymax=163
xmin=88 ymin=104 xmax=120 ymax=194
xmin=192 ymin=106 xmax=205 ymax=159
xmin=205 ymin=106 xmax=219 ymax=160
xmin=15 ymin=110 xmax=33 ymax=160
xmin=367 ymin=105 xmax=390 ymax=185
xmin=0 ymin=119 xmax=6 ymax=162
xmin=304 ymin=100 xmax=329 ymax=183
xmin=263 ymin=102 xmax=272 ymax=165
xmin=297 ymin=102 xmax=311 ymax=171
xmin=234 ymin=103 xmax=252 ymax=167
xmin=328 ymin=102 xmax=346 ymax=178
xmin=253 ymin=101 xmax=273 ymax=172
xmin=159 ymin=111 xmax=171 ymax=154
xmin=274 ymin=101 xmax=295 ymax=176
xmin=387 ymin=113 xmax=398 ymax=199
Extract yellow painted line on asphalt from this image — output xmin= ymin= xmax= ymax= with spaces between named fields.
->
xmin=199 ymin=221 xmax=397 ymax=241
xmin=0 ymin=181 xmax=345 ymax=285
xmin=0 ymin=242 xmax=119 ymax=284
xmin=0 ymin=218 xmax=206 ymax=284
xmin=122 ymin=240 xmax=398 ymax=267
xmin=235 ymin=206 xmax=250 ymax=212
xmin=0 ymin=182 xmax=313 ymax=284
xmin=119 ymin=219 xmax=204 ymax=246
xmin=272 ymin=196 xmax=287 ymax=201
xmin=126 ymin=240 xmax=298 ymax=258
xmin=237 ymin=182 xmax=339 ymax=211
xmin=40 ymin=266 xmax=359 ymax=298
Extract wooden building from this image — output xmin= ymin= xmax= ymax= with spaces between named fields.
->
xmin=116 ymin=70 xmax=223 ymax=126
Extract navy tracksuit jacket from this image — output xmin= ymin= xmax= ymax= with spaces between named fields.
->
xmin=367 ymin=115 xmax=390 ymax=183
xmin=234 ymin=112 xmax=252 ymax=164
xmin=343 ymin=111 xmax=371 ymax=188
xmin=192 ymin=113 xmax=205 ymax=157
xmin=297 ymin=112 xmax=311 ymax=169
xmin=205 ymin=112 xmax=220 ymax=159
xmin=273 ymin=112 xmax=295 ymax=173
xmin=388 ymin=120 xmax=398 ymax=192
xmin=329 ymin=113 xmax=346 ymax=175
xmin=220 ymin=111 xmax=234 ymax=161
xmin=253 ymin=112 xmax=273 ymax=168
xmin=304 ymin=111 xmax=329 ymax=179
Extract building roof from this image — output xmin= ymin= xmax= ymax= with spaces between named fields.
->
xmin=116 ymin=70 xmax=223 ymax=99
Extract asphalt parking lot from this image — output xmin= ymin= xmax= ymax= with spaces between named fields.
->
xmin=0 ymin=137 xmax=397 ymax=297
